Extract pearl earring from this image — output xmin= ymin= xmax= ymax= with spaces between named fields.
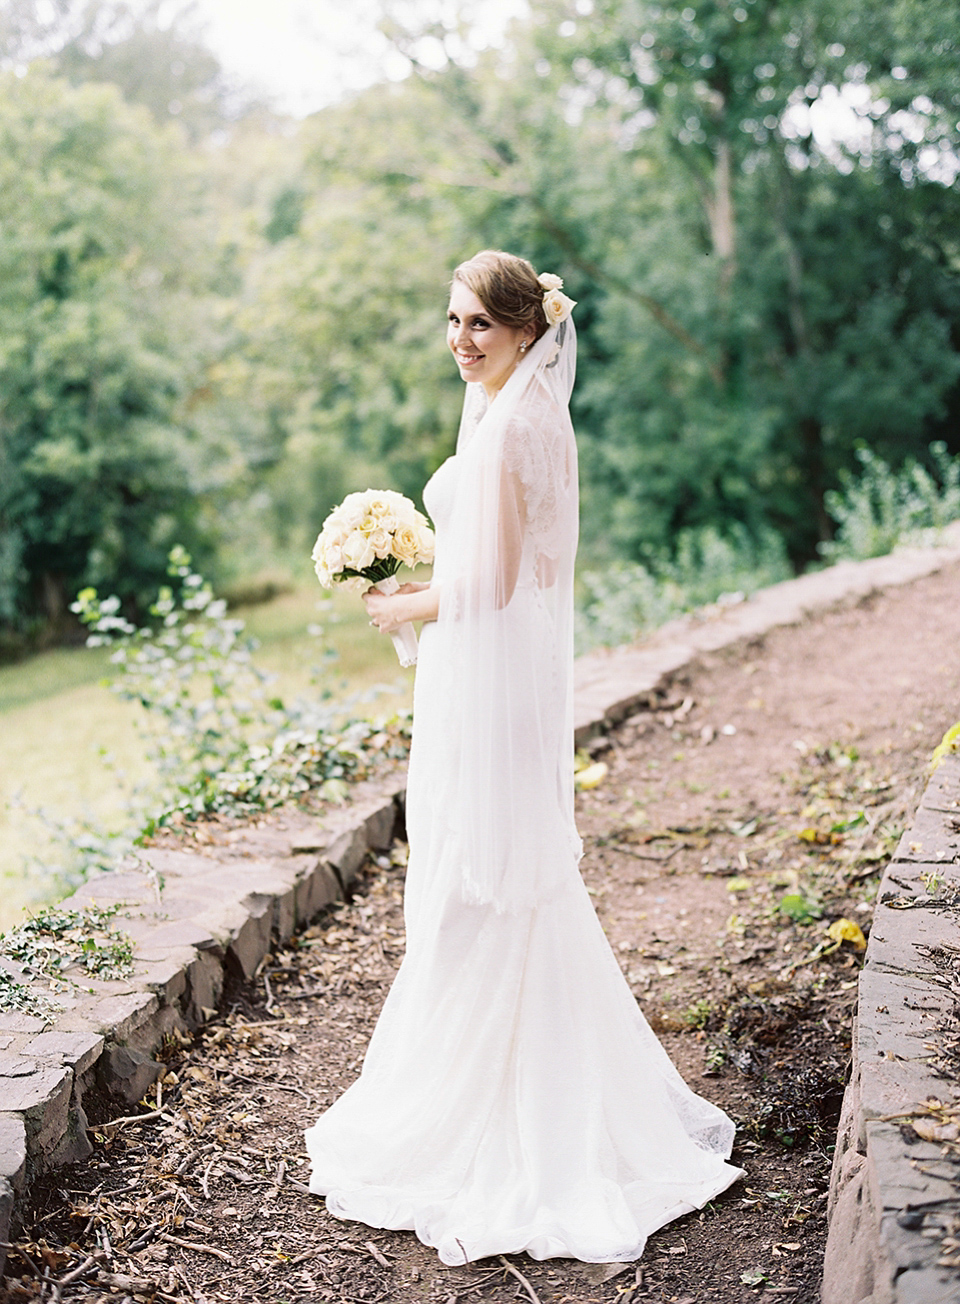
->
xmin=519 ymin=341 xmax=528 ymax=353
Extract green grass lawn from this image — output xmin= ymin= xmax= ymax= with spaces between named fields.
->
xmin=1 ymin=584 xmax=413 ymax=932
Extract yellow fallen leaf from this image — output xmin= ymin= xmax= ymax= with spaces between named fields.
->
xmin=930 ymin=720 xmax=960 ymax=772
xmin=798 ymin=827 xmax=820 ymax=842
xmin=826 ymin=917 xmax=867 ymax=952
xmin=575 ymin=761 xmax=608 ymax=791
xmin=726 ymin=876 xmax=751 ymax=893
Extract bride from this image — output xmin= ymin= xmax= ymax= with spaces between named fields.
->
xmin=304 ymin=250 xmax=743 ymax=1266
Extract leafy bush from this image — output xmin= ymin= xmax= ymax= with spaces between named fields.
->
xmin=821 ymin=442 xmax=960 ymax=562
xmin=0 ymin=70 xmax=232 ymax=643
xmin=576 ymin=441 xmax=960 ymax=654
xmin=575 ymin=524 xmax=791 ymax=653
xmin=50 ymin=546 xmax=410 ymax=886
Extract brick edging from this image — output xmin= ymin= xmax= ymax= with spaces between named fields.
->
xmin=822 ymin=753 xmax=960 ymax=1304
xmin=0 ymin=778 xmax=405 ymax=1275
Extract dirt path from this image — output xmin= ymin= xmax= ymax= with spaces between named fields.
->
xmin=5 ymin=562 xmax=960 ymax=1304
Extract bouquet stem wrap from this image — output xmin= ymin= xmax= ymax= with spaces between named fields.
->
xmin=374 ymin=574 xmax=419 ymax=667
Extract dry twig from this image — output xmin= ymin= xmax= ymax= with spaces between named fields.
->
xmin=499 ymin=1254 xmax=543 ymax=1304
xmin=159 ymin=1232 xmax=234 ymax=1263
xmin=90 ymin=1106 xmax=165 ymax=1131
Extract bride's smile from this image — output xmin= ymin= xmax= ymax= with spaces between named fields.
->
xmin=447 ymin=282 xmax=533 ymax=399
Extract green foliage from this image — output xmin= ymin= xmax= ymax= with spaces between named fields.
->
xmin=0 ymin=968 xmax=60 ymax=1017
xmin=70 ymin=548 xmax=411 ymax=845
xmin=4 ymin=0 xmax=960 ymax=647
xmin=0 ymin=67 xmax=228 ymax=641
xmin=223 ymin=81 xmax=473 ymax=541
xmin=821 ymin=442 xmax=960 ymax=561
xmin=575 ymin=523 xmax=791 ymax=651
xmin=683 ymin=998 xmax=713 ymax=1031
xmin=930 ymin=721 xmax=960 ymax=773
xmin=0 ymin=902 xmax=133 ymax=982
xmin=530 ymin=0 xmax=960 ymax=565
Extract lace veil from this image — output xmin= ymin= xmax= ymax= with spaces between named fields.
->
xmin=432 ymin=316 xmax=582 ymax=913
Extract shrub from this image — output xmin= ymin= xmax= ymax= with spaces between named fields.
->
xmin=47 ymin=546 xmax=411 ymax=886
xmin=821 ymin=442 xmax=960 ymax=562
xmin=575 ymin=524 xmax=791 ymax=653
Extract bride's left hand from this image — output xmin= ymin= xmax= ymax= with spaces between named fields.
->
xmin=363 ymin=588 xmax=406 ymax=634
xmin=364 ymin=583 xmax=439 ymax=631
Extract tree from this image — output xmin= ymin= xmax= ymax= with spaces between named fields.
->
xmin=1 ymin=1 xmax=262 ymax=140
xmin=216 ymin=81 xmax=482 ymax=552
xmin=0 ymin=67 xmax=228 ymax=641
xmin=519 ymin=0 xmax=960 ymax=562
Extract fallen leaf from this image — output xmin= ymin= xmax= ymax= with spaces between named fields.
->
xmin=826 ymin=917 xmax=867 ymax=952
xmin=778 ymin=893 xmax=822 ymax=923
xmin=583 ymin=1262 xmax=631 ymax=1284
xmin=575 ymin=761 xmax=608 ymax=791
xmin=931 ymin=721 xmax=960 ymax=772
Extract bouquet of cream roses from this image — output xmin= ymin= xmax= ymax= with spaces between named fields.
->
xmin=311 ymin=489 xmax=435 ymax=667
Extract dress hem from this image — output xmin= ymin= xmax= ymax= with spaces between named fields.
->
xmin=308 ymin=1161 xmax=745 ymax=1266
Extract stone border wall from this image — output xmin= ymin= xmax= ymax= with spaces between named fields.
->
xmin=0 ymin=778 xmax=406 ymax=1276
xmin=3 ymin=526 xmax=960 ymax=1279
xmin=823 ymin=753 xmax=960 ymax=1304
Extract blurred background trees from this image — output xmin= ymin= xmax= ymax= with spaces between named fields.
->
xmin=1 ymin=0 xmax=958 ymax=650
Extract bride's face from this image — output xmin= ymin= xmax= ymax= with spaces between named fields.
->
xmin=447 ymin=282 xmax=532 ymax=398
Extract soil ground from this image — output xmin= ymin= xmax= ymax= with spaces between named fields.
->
xmin=4 ymin=561 xmax=960 ymax=1304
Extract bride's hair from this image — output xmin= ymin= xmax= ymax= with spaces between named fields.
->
xmin=452 ymin=250 xmax=549 ymax=342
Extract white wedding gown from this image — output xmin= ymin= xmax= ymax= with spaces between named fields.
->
xmin=305 ymin=450 xmax=743 ymax=1266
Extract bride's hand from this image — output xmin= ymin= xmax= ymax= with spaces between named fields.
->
xmin=363 ymin=588 xmax=407 ymax=634
xmin=364 ymin=583 xmax=439 ymax=631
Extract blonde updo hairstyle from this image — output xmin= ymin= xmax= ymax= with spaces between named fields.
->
xmin=452 ymin=249 xmax=549 ymax=344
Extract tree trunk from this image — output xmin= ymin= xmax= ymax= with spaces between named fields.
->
xmin=707 ymin=137 xmax=736 ymax=292
xmin=800 ymin=416 xmax=833 ymax=548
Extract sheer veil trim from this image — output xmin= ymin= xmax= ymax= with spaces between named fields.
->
xmin=431 ymin=318 xmax=581 ymax=913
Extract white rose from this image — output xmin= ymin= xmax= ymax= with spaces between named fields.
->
xmin=415 ymin=525 xmax=436 ymax=564
xmin=386 ymin=491 xmax=417 ymax=525
xmin=365 ymin=494 xmax=390 ymax=519
xmin=542 ymin=288 xmax=577 ymax=326
xmin=392 ymin=525 xmax=419 ymax=565
xmin=337 ymin=491 xmax=364 ymax=517
xmin=537 ymin=272 xmax=564 ymax=291
xmin=341 ymin=532 xmax=375 ymax=571
xmin=368 ymin=527 xmax=392 ymax=558
xmin=312 ymin=544 xmax=335 ymax=586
